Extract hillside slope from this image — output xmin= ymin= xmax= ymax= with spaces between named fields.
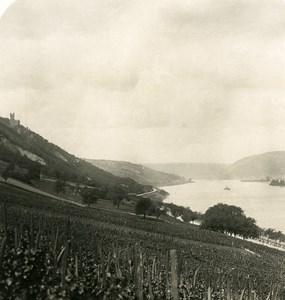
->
xmin=145 ymin=163 xmax=228 ymax=180
xmin=0 ymin=115 xmax=149 ymax=193
xmin=226 ymin=151 xmax=285 ymax=179
xmin=86 ymin=159 xmax=191 ymax=187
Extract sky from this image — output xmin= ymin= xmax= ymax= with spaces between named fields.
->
xmin=1 ymin=0 xmax=285 ymax=164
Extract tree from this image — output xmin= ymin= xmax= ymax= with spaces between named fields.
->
xmin=150 ymin=202 xmax=165 ymax=219
xmin=54 ymin=171 xmax=66 ymax=195
xmin=181 ymin=211 xmax=193 ymax=223
xmin=27 ymin=164 xmax=41 ymax=181
xmin=113 ymin=196 xmax=123 ymax=209
xmin=263 ymin=228 xmax=285 ymax=241
xmin=81 ymin=187 xmax=98 ymax=207
xmin=113 ymin=188 xmax=128 ymax=209
xmin=180 ymin=207 xmax=199 ymax=223
xmin=242 ymin=217 xmax=260 ymax=239
xmin=168 ymin=203 xmax=184 ymax=220
xmin=201 ymin=203 xmax=260 ymax=239
xmin=135 ymin=198 xmax=153 ymax=219
xmin=2 ymin=163 xmax=14 ymax=183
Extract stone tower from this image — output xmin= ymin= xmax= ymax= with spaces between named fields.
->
xmin=9 ymin=113 xmax=20 ymax=128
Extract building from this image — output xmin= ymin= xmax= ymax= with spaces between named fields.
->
xmin=9 ymin=113 xmax=20 ymax=128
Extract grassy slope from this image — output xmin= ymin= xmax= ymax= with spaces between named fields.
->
xmin=0 ymin=117 xmax=149 ymax=193
xmin=1 ymin=182 xmax=284 ymax=256
xmin=87 ymin=159 xmax=190 ymax=186
xmin=2 ymin=182 xmax=285 ymax=289
xmin=226 ymin=151 xmax=285 ymax=179
xmin=1 ymin=183 xmax=284 ymax=298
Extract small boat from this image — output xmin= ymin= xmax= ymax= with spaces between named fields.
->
xmin=224 ymin=186 xmax=231 ymax=191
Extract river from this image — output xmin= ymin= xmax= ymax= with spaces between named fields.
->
xmin=162 ymin=180 xmax=285 ymax=232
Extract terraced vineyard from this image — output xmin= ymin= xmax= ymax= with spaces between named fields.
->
xmin=1 ymin=183 xmax=285 ymax=299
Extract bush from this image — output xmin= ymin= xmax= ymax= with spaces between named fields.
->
xmin=80 ymin=187 xmax=99 ymax=206
xmin=135 ymin=198 xmax=152 ymax=219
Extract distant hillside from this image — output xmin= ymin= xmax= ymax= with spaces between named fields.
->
xmin=0 ymin=115 xmax=150 ymax=193
xmin=144 ymin=163 xmax=228 ymax=180
xmin=86 ymin=159 xmax=191 ymax=187
xmin=226 ymin=151 xmax=285 ymax=179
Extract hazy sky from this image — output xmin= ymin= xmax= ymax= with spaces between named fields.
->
xmin=1 ymin=0 xmax=285 ymax=163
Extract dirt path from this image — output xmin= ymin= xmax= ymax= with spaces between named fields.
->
xmin=136 ymin=188 xmax=157 ymax=196
xmin=0 ymin=177 xmax=86 ymax=207
xmin=2 ymin=176 xmax=284 ymax=253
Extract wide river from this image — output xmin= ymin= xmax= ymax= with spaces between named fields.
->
xmin=162 ymin=180 xmax=285 ymax=232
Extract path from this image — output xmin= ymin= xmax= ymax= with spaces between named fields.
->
xmin=0 ymin=177 xmax=86 ymax=207
xmin=2 ymin=176 xmax=285 ymax=253
xmin=136 ymin=188 xmax=158 ymax=197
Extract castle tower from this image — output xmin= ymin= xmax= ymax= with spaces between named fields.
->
xmin=9 ymin=113 xmax=20 ymax=128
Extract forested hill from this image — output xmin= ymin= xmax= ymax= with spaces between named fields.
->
xmin=86 ymin=159 xmax=191 ymax=187
xmin=0 ymin=116 xmax=150 ymax=194
xmin=146 ymin=152 xmax=285 ymax=180
xmin=226 ymin=151 xmax=285 ymax=179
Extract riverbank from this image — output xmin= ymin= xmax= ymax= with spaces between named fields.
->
xmin=162 ymin=179 xmax=285 ymax=233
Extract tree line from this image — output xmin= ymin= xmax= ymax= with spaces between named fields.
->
xmin=134 ymin=197 xmax=200 ymax=222
xmin=134 ymin=200 xmax=265 ymax=240
xmin=262 ymin=228 xmax=285 ymax=242
xmin=2 ymin=160 xmax=282 ymax=241
xmin=201 ymin=203 xmax=260 ymax=239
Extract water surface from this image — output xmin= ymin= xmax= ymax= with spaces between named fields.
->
xmin=163 ymin=180 xmax=285 ymax=232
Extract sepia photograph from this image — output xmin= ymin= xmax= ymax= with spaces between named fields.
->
xmin=1 ymin=0 xmax=285 ymax=299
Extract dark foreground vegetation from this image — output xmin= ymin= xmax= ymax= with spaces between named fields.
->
xmin=1 ymin=183 xmax=285 ymax=299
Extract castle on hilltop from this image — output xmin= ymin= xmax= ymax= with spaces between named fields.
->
xmin=9 ymin=113 xmax=20 ymax=128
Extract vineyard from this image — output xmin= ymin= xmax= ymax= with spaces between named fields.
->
xmin=1 ymin=183 xmax=285 ymax=299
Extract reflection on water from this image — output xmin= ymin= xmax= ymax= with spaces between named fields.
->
xmin=162 ymin=180 xmax=285 ymax=232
